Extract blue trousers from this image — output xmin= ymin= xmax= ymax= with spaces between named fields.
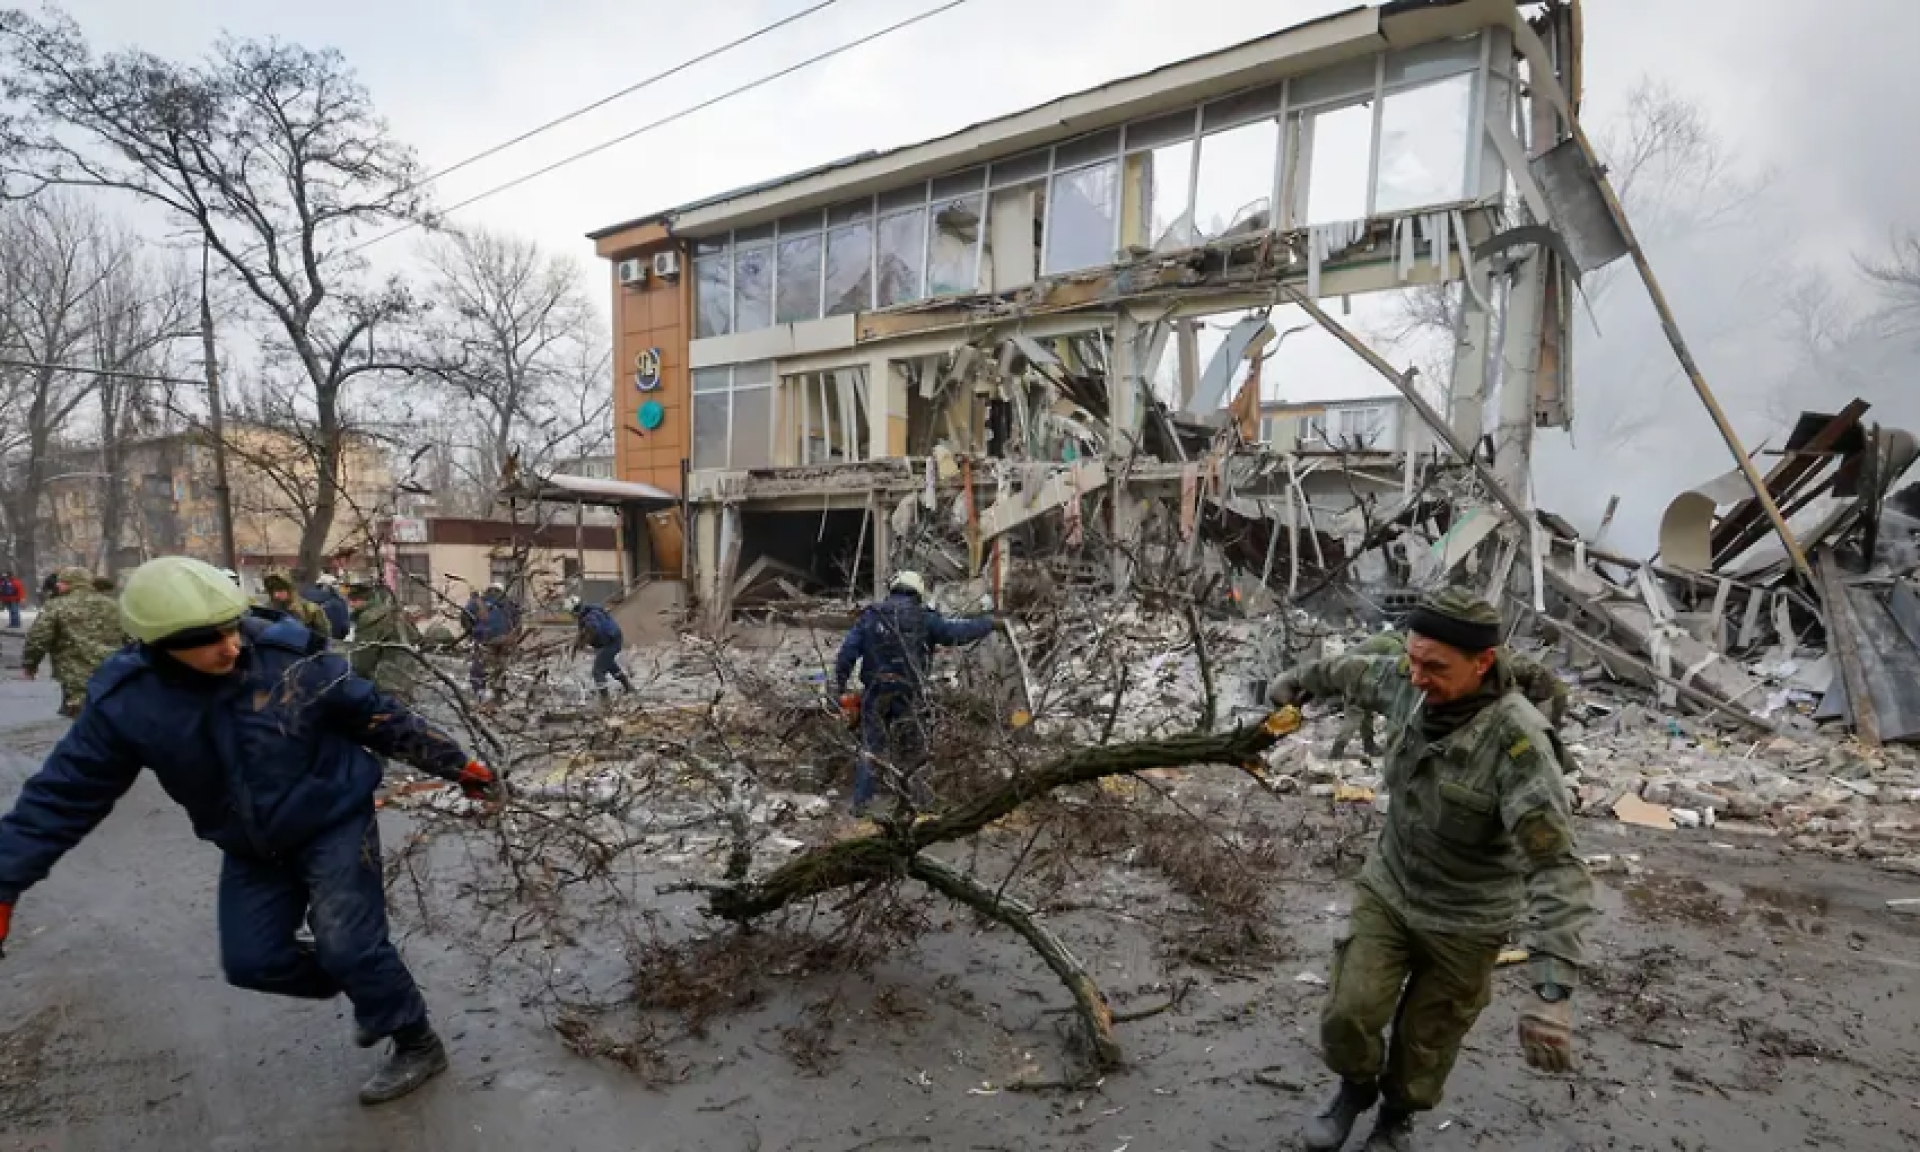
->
xmin=590 ymin=641 xmax=629 ymax=687
xmin=855 ymin=690 xmax=926 ymax=809
xmin=4 ymin=603 xmax=17 ymax=629
xmin=218 ymin=808 xmax=427 ymax=1040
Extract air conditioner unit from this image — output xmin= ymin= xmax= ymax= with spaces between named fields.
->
xmin=652 ymin=249 xmax=682 ymax=280
xmin=616 ymin=258 xmax=647 ymax=286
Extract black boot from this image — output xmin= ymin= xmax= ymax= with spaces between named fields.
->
xmin=1304 ymin=1078 xmax=1379 ymax=1152
xmin=1361 ymin=1105 xmax=1415 ymax=1150
xmin=1305 ymin=1078 xmax=1380 ymax=1151
xmin=358 ymin=1023 xmax=449 ymax=1106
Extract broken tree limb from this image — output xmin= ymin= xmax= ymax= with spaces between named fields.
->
xmin=703 ymin=714 xmax=1302 ymax=923
xmin=907 ymin=856 xmax=1122 ymax=1068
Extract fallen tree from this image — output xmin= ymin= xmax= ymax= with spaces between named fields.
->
xmin=680 ymin=710 xmax=1303 ymax=1069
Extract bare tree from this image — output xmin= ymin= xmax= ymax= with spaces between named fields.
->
xmin=85 ymin=251 xmax=196 ymax=574
xmin=1859 ymin=229 xmax=1920 ymax=333
xmin=0 ymin=11 xmax=431 ymax=577
xmin=418 ymin=229 xmax=611 ymax=511
xmin=0 ymin=196 xmax=126 ymax=582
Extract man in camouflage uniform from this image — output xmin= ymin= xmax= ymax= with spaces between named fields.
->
xmin=1270 ymin=588 xmax=1592 ymax=1151
xmin=21 ymin=567 xmax=125 ymax=719
xmin=1331 ymin=630 xmax=1570 ymax=760
xmin=346 ymin=580 xmax=419 ymax=701
xmin=261 ymin=569 xmax=331 ymax=643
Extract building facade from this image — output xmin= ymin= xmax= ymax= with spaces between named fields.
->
xmin=590 ymin=0 xmax=1586 ymax=614
xmin=38 ymin=426 xmax=394 ymax=578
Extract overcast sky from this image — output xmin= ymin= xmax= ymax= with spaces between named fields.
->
xmin=54 ymin=0 xmax=1917 ymax=278
xmin=48 ymin=0 xmax=1920 ymax=548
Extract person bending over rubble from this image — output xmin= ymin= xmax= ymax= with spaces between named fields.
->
xmin=833 ymin=570 xmax=993 ymax=815
xmin=568 ymin=595 xmax=634 ymax=699
xmin=0 ymin=557 xmax=499 ymax=1106
xmin=1268 ymin=587 xmax=1593 ymax=1152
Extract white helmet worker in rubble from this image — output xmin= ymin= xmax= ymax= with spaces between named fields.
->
xmin=0 ymin=555 xmax=497 ymax=1105
xmin=889 ymin=571 xmax=928 ymax=600
xmin=317 ymin=573 xmax=339 ymax=588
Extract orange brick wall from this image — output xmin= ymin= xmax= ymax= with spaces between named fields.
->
xmin=606 ymin=236 xmax=692 ymax=495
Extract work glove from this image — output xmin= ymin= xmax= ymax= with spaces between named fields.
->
xmin=455 ymin=760 xmax=500 ymax=802
xmin=0 ymin=901 xmax=12 ymax=957
xmin=1518 ymin=996 xmax=1574 ymax=1072
xmin=1266 ymin=673 xmax=1307 ymax=707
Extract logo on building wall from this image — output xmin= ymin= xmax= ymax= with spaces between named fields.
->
xmin=633 ymin=347 xmax=663 ymax=392
xmin=636 ymin=400 xmax=665 ymax=431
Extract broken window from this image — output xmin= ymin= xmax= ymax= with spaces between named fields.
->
xmin=989 ymin=180 xmax=1045 ymax=291
xmin=1044 ymin=160 xmax=1118 ymax=274
xmin=927 ymin=195 xmax=983 ymax=296
xmin=784 ymin=368 xmax=870 ymax=464
xmin=691 ymin=362 xmax=774 ymax=470
xmin=694 ymin=241 xmax=730 ymax=339
xmin=692 ymin=368 xmax=730 ymax=469
xmin=1300 ymin=414 xmax=1328 ymax=444
xmin=1194 ymin=118 xmax=1278 ymax=241
xmin=1373 ymin=73 xmax=1474 ymax=214
xmin=824 ymin=201 xmax=874 ymax=316
xmin=776 ymin=231 xmax=821 ymax=325
xmin=1300 ymin=102 xmax=1374 ymax=226
xmin=876 ymin=206 xmax=925 ymax=307
xmin=731 ymin=363 xmax=774 ymax=469
xmin=1332 ymin=404 xmax=1387 ymax=448
xmin=733 ymin=239 xmax=773 ymax=332
xmin=1123 ymin=141 xmax=1196 ymax=252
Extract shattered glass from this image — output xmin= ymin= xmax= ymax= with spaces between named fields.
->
xmin=776 ymin=233 xmax=822 ymax=324
xmin=1374 ymin=73 xmax=1474 ymax=214
xmin=876 ymin=209 xmax=926 ymax=307
xmin=1044 ymin=161 xmax=1118 ymax=274
xmin=1303 ymin=103 xmax=1373 ymax=225
xmin=695 ymin=252 xmax=730 ymax=338
xmin=733 ymin=243 xmax=772 ymax=332
xmin=928 ymin=195 xmax=982 ymax=296
xmin=1124 ymin=141 xmax=1196 ymax=252
xmin=824 ymin=221 xmax=874 ymax=316
xmin=1194 ymin=119 xmax=1278 ymax=241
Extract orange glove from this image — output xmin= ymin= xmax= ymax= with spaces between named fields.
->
xmin=456 ymin=760 xmax=498 ymax=801
xmin=839 ymin=693 xmax=860 ymax=718
xmin=0 ymin=902 xmax=13 ymax=957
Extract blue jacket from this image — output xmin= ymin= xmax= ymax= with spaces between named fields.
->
xmin=305 ymin=584 xmax=353 ymax=641
xmin=574 ymin=604 xmax=621 ymax=649
xmin=463 ymin=592 xmax=520 ymax=643
xmin=834 ymin=592 xmax=993 ymax=696
xmin=0 ymin=611 xmax=470 ymax=903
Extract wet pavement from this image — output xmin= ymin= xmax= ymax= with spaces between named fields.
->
xmin=0 ymin=631 xmax=1918 ymax=1150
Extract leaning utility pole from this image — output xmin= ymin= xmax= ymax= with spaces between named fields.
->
xmin=200 ymin=240 xmax=238 ymax=572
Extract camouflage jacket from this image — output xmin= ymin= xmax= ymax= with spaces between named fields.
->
xmin=349 ymin=601 xmax=419 ymax=696
xmin=1295 ymin=652 xmax=1593 ymax=984
xmin=261 ymin=594 xmax=331 ymax=642
xmin=22 ymin=588 xmax=125 ymax=696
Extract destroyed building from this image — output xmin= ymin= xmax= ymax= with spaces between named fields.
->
xmin=574 ymin=0 xmax=1919 ymax=747
xmin=586 ymin=0 xmax=1577 ymax=607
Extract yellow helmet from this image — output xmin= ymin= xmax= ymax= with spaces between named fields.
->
xmin=121 ymin=557 xmax=252 ymax=644
xmin=890 ymin=570 xmax=928 ymax=599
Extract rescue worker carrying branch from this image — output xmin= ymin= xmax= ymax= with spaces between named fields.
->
xmin=0 ymin=556 xmax=499 ymax=1106
xmin=1268 ymin=587 xmax=1594 ymax=1152
xmin=832 ymin=570 xmax=992 ymax=815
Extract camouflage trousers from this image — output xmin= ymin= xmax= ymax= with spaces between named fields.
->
xmin=1321 ymin=885 xmax=1503 ymax=1111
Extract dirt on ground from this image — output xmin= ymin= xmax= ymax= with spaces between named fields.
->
xmin=0 ymin=645 xmax=1917 ymax=1150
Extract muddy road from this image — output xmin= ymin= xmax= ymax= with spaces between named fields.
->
xmin=0 ymin=666 xmax=1916 ymax=1149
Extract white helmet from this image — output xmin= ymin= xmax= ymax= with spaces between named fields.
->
xmin=890 ymin=571 xmax=928 ymax=599
xmin=219 ymin=568 xmax=241 ymax=586
xmin=317 ymin=572 xmax=339 ymax=587
xmin=564 ymin=595 xmax=582 ymax=612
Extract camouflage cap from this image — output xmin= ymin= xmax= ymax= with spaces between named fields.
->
xmin=1407 ymin=586 xmax=1502 ymax=652
xmin=262 ymin=568 xmax=296 ymax=593
xmin=55 ymin=566 xmax=95 ymax=592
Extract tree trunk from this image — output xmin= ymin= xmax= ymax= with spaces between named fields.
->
xmin=295 ymin=377 xmax=342 ymax=581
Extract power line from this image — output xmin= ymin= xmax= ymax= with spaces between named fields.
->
xmin=349 ymin=0 xmax=975 ymax=255
xmin=0 ymin=356 xmax=206 ymax=387
xmin=416 ymin=0 xmax=846 ymax=191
